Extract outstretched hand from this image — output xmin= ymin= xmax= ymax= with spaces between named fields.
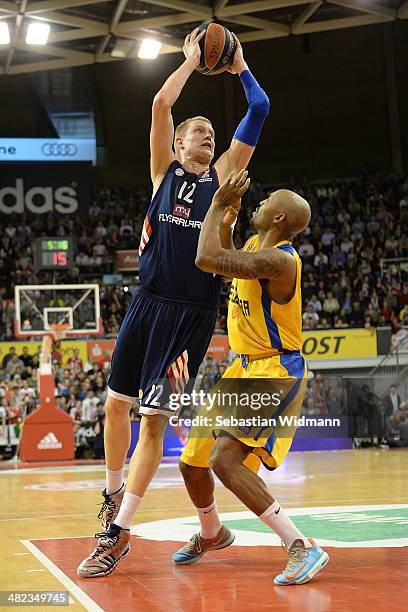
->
xmin=183 ymin=27 xmax=205 ymax=68
xmin=213 ymin=169 xmax=250 ymax=215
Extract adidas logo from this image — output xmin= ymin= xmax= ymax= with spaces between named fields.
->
xmin=37 ymin=432 xmax=62 ymax=450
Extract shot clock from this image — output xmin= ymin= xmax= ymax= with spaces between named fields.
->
xmin=34 ymin=237 xmax=74 ymax=272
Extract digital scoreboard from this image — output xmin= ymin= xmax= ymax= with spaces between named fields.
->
xmin=34 ymin=237 xmax=74 ymax=272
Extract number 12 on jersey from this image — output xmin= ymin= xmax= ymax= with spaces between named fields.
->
xmin=177 ymin=181 xmax=196 ymax=204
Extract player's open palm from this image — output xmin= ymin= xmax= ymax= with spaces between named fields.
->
xmin=183 ymin=28 xmax=205 ymax=67
xmin=213 ymin=169 xmax=250 ymax=211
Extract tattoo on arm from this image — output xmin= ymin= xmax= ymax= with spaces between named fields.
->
xmin=215 ymin=248 xmax=289 ymax=279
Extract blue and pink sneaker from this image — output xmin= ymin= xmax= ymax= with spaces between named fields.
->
xmin=274 ymin=538 xmax=329 ymax=585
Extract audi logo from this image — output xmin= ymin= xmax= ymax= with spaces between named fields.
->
xmin=41 ymin=143 xmax=78 ymax=156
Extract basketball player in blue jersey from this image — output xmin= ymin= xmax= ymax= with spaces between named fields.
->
xmin=77 ymin=29 xmax=269 ymax=577
xmin=173 ymin=170 xmax=329 ymax=585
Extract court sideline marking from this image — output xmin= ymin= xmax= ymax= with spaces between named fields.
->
xmin=21 ymin=540 xmax=103 ymax=612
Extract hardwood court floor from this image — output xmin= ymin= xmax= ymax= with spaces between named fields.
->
xmin=1 ymin=449 xmax=408 ymax=611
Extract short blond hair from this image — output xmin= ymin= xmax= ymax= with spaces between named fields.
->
xmin=174 ymin=116 xmax=213 ymax=141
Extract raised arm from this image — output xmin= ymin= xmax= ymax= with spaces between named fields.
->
xmin=196 ymin=171 xmax=296 ymax=289
xmin=210 ymin=245 xmax=293 ymax=280
xmin=150 ymin=28 xmax=205 ymax=190
xmin=214 ymin=35 xmax=270 ymax=182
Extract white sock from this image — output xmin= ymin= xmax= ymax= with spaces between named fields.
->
xmin=259 ymin=501 xmax=312 ymax=549
xmin=106 ymin=467 xmax=125 ymax=495
xmin=114 ymin=492 xmax=142 ymax=529
xmin=196 ymin=501 xmax=222 ymax=539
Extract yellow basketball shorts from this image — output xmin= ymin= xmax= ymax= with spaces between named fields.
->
xmin=180 ymin=352 xmax=307 ymax=473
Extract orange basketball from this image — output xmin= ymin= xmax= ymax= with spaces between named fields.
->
xmin=196 ymin=23 xmax=236 ymax=76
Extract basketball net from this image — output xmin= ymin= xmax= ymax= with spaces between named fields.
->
xmin=40 ymin=323 xmax=70 ymax=375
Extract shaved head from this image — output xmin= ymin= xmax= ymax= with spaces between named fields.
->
xmin=252 ymin=189 xmax=311 ymax=238
xmin=271 ymin=189 xmax=311 ymax=235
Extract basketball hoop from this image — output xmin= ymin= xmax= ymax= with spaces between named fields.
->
xmin=14 ymin=283 xmax=102 ymax=338
xmin=49 ymin=322 xmax=70 ymax=342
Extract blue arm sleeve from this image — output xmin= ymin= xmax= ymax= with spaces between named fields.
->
xmin=233 ymin=69 xmax=270 ymax=147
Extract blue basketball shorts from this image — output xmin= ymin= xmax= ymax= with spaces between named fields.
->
xmin=107 ymin=288 xmax=217 ymax=417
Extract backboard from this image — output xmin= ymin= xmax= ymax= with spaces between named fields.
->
xmin=14 ymin=284 xmax=102 ymax=337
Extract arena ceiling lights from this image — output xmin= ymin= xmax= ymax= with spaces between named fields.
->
xmin=0 ymin=0 xmax=406 ymax=75
xmin=138 ymin=38 xmax=162 ymax=59
xmin=26 ymin=22 xmax=50 ymax=44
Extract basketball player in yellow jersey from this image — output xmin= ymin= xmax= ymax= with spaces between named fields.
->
xmin=173 ymin=170 xmax=329 ymax=585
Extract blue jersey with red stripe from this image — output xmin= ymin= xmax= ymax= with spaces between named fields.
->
xmin=139 ymin=160 xmax=221 ymax=306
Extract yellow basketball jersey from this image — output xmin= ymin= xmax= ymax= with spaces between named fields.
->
xmin=227 ymin=235 xmax=303 ymax=355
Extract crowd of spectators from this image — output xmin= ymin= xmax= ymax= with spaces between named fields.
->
xmin=1 ymin=337 xmax=408 ymax=459
xmin=301 ymin=372 xmax=346 ymax=417
xmin=260 ymin=173 xmax=408 ymax=334
xmin=0 ymin=343 xmax=236 ymax=458
xmin=1 ymin=171 xmax=408 ymax=457
xmin=0 ymin=343 xmax=115 ymax=459
xmin=194 ymin=352 xmax=232 ymax=392
xmin=1 ymin=172 xmax=407 ymax=342
xmin=301 ymin=371 xmax=408 ymax=447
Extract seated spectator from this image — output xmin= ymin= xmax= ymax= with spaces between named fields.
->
xmin=93 ymin=240 xmax=107 ymax=258
xmin=201 ymin=353 xmax=220 ymax=378
xmin=346 ymin=302 xmax=364 ymax=327
xmin=364 ymin=316 xmax=374 ymax=330
xmin=323 ymin=291 xmax=340 ymax=323
xmin=57 ymin=396 xmax=68 ymax=412
xmin=2 ymin=347 xmax=17 ymax=368
xmin=399 ymin=304 xmax=408 ymax=325
xmin=75 ymin=252 xmax=90 ymax=268
xmin=89 ymin=249 xmax=102 ymax=268
xmin=313 ymin=250 xmax=328 ymax=267
xmin=340 ymin=237 xmax=353 ymax=253
xmin=303 ymin=397 xmax=321 ymax=416
xmin=67 ymin=349 xmax=83 ymax=371
xmin=57 ymin=378 xmax=71 ymax=398
xmin=391 ymin=327 xmax=408 ymax=353
xmin=365 ymin=304 xmax=379 ymax=325
xmin=318 ymin=282 xmax=326 ymax=302
xmin=386 ymin=410 xmax=408 ymax=446
xmin=399 ymin=284 xmax=408 ymax=307
xmin=66 ymin=392 xmax=78 ymax=415
xmin=384 ymin=385 xmax=401 ymax=416
xmin=330 ymin=246 xmax=346 ymax=267
xmin=302 ymin=305 xmax=319 ymax=330
xmin=95 ymin=222 xmax=107 ymax=238
xmin=307 ymin=295 xmax=322 ymax=313
xmin=321 ymin=228 xmax=335 ymax=253
xmin=81 ymin=390 xmax=99 ymax=423
xmin=316 ymin=317 xmax=331 ymax=329
xmin=327 ymin=388 xmax=342 ymax=415
xmin=298 ymin=239 xmax=315 ymax=259
xmin=379 ymin=299 xmax=393 ymax=323
xmin=334 ymin=317 xmax=349 ymax=328
xmin=19 ymin=346 xmax=33 ymax=368
xmin=6 ymin=354 xmax=25 ymax=376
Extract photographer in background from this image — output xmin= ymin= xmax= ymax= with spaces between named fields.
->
xmin=386 ymin=401 xmax=408 ymax=447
